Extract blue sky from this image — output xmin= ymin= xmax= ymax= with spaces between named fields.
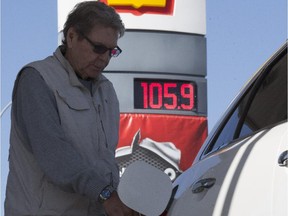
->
xmin=1 ymin=0 xmax=287 ymax=214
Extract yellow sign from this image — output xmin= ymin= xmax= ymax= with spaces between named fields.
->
xmin=107 ymin=0 xmax=166 ymax=9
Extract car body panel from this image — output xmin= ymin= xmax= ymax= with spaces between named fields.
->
xmin=168 ymin=122 xmax=287 ymax=216
xmin=167 ymin=42 xmax=287 ymax=216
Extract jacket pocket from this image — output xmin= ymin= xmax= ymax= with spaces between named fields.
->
xmin=56 ymin=90 xmax=90 ymax=111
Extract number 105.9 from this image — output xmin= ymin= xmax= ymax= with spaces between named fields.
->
xmin=140 ymin=82 xmax=195 ymax=110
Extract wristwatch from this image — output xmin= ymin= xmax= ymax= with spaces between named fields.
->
xmin=98 ymin=185 xmax=114 ymax=203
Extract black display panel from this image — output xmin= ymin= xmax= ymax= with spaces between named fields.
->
xmin=134 ymin=79 xmax=197 ymax=111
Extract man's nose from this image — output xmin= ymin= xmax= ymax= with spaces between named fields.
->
xmin=96 ymin=50 xmax=111 ymax=62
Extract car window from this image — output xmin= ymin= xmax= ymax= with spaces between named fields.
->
xmin=239 ymin=55 xmax=287 ymax=137
xmin=204 ymin=48 xmax=287 ymax=155
xmin=205 ymin=88 xmax=253 ymax=153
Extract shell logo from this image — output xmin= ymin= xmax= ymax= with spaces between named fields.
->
xmin=100 ymin=0 xmax=174 ymax=15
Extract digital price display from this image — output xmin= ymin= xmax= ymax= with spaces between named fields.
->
xmin=134 ymin=79 xmax=197 ymax=111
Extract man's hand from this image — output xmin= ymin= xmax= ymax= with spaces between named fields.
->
xmin=102 ymin=191 xmax=139 ymax=216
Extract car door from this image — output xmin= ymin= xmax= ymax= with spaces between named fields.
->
xmin=168 ymin=43 xmax=287 ymax=216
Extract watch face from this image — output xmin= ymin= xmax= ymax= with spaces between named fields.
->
xmin=102 ymin=188 xmax=111 ymax=199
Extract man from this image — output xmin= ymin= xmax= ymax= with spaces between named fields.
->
xmin=5 ymin=1 xmax=137 ymax=215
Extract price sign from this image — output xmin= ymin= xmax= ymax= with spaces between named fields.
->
xmin=134 ymin=79 xmax=197 ymax=111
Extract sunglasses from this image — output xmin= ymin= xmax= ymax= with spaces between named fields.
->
xmin=80 ymin=32 xmax=122 ymax=57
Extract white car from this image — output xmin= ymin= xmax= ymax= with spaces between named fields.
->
xmin=167 ymin=42 xmax=287 ymax=216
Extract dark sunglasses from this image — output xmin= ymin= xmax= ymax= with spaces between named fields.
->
xmin=80 ymin=32 xmax=122 ymax=57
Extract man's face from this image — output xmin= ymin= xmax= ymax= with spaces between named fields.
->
xmin=65 ymin=25 xmax=119 ymax=79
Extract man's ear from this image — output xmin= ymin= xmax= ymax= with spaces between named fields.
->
xmin=66 ymin=27 xmax=77 ymax=48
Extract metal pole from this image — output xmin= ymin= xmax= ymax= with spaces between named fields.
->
xmin=0 ymin=101 xmax=12 ymax=117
